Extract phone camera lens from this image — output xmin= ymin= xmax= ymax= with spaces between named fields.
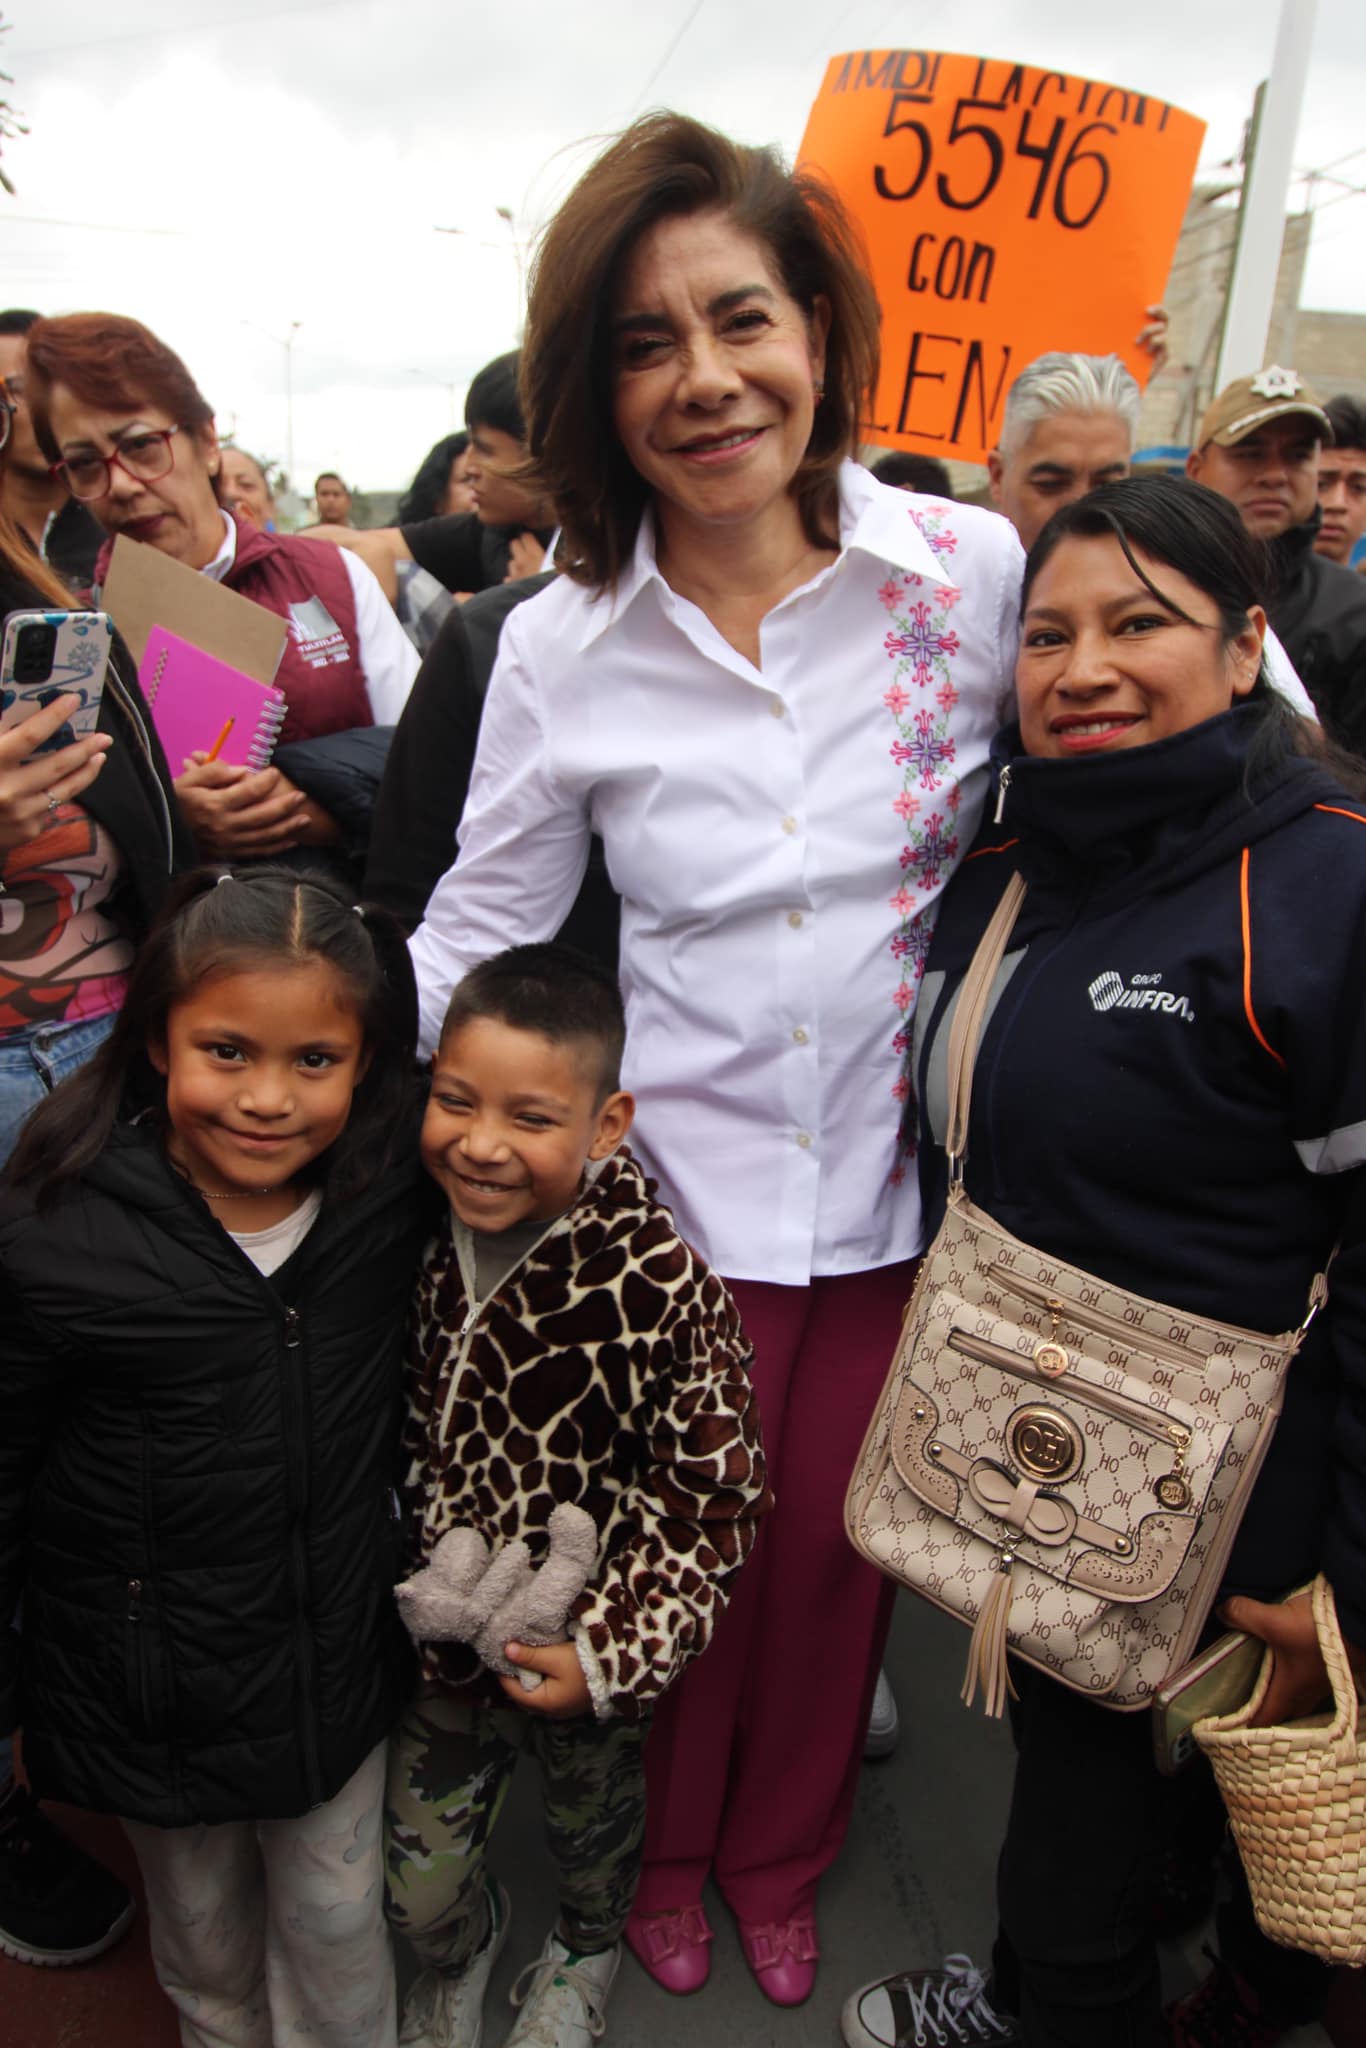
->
xmin=13 ymin=621 xmax=58 ymax=685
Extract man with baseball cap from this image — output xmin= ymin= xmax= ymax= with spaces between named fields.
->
xmin=1188 ymin=366 xmax=1366 ymax=752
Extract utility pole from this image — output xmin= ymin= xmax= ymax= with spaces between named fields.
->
xmin=1214 ymin=0 xmax=1317 ymax=389
xmin=284 ymin=320 xmax=301 ymax=490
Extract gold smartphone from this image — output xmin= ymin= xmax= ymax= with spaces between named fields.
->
xmin=1152 ymin=1630 xmax=1265 ymax=1775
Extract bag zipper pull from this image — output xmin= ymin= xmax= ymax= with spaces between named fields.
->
xmin=1298 ymin=1269 xmax=1328 ymax=1336
xmin=993 ymin=764 xmax=1012 ymax=824
xmin=1154 ymin=1423 xmax=1192 ymax=1511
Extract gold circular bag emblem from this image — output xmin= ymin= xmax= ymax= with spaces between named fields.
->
xmin=1155 ymin=1473 xmax=1192 ymax=1511
xmin=1033 ymin=1340 xmax=1069 ymax=1379
xmin=1007 ymin=1405 xmax=1084 ymax=1483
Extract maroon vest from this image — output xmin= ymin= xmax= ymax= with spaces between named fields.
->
xmin=97 ymin=515 xmax=373 ymax=745
xmin=218 ymin=517 xmax=372 ymax=743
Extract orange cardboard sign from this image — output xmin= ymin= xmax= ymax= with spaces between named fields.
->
xmin=798 ymin=51 xmax=1206 ymax=463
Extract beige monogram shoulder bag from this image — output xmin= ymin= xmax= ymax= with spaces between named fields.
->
xmin=845 ymin=872 xmax=1329 ymax=1713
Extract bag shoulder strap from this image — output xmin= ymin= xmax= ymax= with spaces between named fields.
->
xmin=944 ymin=870 xmax=1027 ymax=1181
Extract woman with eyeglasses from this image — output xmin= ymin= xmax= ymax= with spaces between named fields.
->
xmin=25 ymin=315 xmax=418 ymax=863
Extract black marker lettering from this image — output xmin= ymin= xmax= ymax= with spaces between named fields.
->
xmin=891 ymin=49 xmax=941 ymax=97
xmin=875 ymin=94 xmax=933 ymax=201
xmin=856 ymin=50 xmax=901 ymax=93
xmin=895 ymin=331 xmax=956 ymax=438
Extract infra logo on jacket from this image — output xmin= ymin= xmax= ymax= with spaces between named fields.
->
xmin=1088 ymin=970 xmax=1195 ymax=1021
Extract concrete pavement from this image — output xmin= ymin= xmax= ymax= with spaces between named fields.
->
xmin=2 ymin=1592 xmax=1352 ymax=2046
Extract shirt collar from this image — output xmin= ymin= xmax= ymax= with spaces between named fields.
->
xmin=575 ymin=458 xmax=951 ymax=652
xmin=201 ymin=509 xmax=238 ymax=583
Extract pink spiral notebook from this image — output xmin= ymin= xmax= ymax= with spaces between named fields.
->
xmin=139 ymin=625 xmax=288 ymax=770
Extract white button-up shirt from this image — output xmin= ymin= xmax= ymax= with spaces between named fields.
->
xmin=411 ymin=461 xmax=1024 ymax=1282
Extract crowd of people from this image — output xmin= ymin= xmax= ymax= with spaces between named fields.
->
xmin=0 ymin=102 xmax=1364 ymax=2048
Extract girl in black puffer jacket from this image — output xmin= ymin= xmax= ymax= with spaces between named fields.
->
xmin=0 ymin=865 xmax=434 ymax=2047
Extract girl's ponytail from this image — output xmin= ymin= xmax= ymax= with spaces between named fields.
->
xmin=329 ymin=891 xmax=420 ymax=1200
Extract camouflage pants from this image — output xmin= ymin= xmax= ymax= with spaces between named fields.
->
xmin=384 ymin=1683 xmax=649 ymax=1974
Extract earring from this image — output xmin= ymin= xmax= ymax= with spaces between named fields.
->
xmin=814 ymin=380 xmax=826 ymax=403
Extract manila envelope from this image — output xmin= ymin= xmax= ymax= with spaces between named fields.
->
xmin=103 ymin=533 xmax=288 ymax=683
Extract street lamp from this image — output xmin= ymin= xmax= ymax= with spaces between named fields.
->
xmin=434 ymin=209 xmax=525 ymax=340
xmin=284 ymin=320 xmax=302 ymax=492
xmin=496 ymin=206 xmax=526 ymax=337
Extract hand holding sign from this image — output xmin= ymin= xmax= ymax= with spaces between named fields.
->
xmin=798 ymin=52 xmax=1205 ymax=463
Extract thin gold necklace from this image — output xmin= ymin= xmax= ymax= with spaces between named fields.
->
xmin=169 ymin=1158 xmax=286 ymax=1202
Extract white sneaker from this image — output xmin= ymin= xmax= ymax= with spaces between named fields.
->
xmin=400 ymin=1882 xmax=511 ymax=2048
xmin=504 ymin=1931 xmax=619 ymax=2047
xmin=864 ymin=1667 xmax=900 ymax=1760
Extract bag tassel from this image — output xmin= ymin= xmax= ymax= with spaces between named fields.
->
xmin=961 ymin=1550 xmax=1019 ymax=1718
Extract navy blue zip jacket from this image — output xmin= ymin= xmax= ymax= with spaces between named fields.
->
xmin=0 ymin=1123 xmax=433 ymax=1826
xmin=913 ymin=704 xmax=1366 ymax=1649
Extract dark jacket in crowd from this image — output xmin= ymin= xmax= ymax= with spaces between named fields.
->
xmin=914 ymin=706 xmax=1366 ymax=1648
xmin=399 ymin=513 xmax=555 ymax=596
xmin=1268 ymin=512 xmax=1366 ymax=756
xmin=40 ymin=498 xmax=104 ymax=594
xmin=0 ymin=1124 xmax=434 ymax=1826
xmin=364 ymin=574 xmax=619 ymax=969
xmin=0 ymin=563 xmax=193 ymax=933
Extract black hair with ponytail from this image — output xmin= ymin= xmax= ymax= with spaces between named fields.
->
xmin=7 ymin=864 xmax=419 ymax=1206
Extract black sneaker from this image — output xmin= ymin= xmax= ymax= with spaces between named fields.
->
xmin=842 ymin=1956 xmax=1021 ymax=2045
xmin=1165 ymin=1948 xmax=1288 ymax=2048
xmin=0 ymin=1783 xmax=135 ymax=1967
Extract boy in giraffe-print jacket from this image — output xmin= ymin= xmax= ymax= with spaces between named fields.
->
xmin=385 ymin=942 xmax=770 ymax=2048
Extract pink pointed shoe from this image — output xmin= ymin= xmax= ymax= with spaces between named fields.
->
xmin=625 ymin=1902 xmax=714 ymax=1994
xmin=739 ymin=1914 xmax=820 ymax=2005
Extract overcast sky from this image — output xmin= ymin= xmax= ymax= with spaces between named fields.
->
xmin=5 ymin=0 xmax=1364 ymax=493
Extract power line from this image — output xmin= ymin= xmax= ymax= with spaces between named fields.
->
xmin=1306 ymin=181 xmax=1366 ymax=218
xmin=628 ymin=0 xmax=706 ymax=116
xmin=1306 ymin=142 xmax=1366 ymax=178
xmin=1164 ymin=183 xmax=1365 ymax=311
xmin=1165 ymin=233 xmax=1242 ymax=284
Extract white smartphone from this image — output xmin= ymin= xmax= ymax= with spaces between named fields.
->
xmin=0 ymin=610 xmax=113 ymax=757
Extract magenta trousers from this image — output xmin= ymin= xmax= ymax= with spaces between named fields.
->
xmin=636 ymin=1260 xmax=915 ymax=1926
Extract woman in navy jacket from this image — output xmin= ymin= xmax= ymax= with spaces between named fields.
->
xmin=844 ymin=478 xmax=1366 ymax=2048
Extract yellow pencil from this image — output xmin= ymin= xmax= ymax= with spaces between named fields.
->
xmin=205 ymin=717 xmax=235 ymax=762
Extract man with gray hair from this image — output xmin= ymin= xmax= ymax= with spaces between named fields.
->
xmin=987 ymin=352 xmax=1139 ymax=551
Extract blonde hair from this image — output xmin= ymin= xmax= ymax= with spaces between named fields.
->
xmin=0 ymin=507 xmax=71 ymax=606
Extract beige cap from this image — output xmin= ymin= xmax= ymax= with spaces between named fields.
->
xmin=1194 ymin=366 xmax=1333 ymax=450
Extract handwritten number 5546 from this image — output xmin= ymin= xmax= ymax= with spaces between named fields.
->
xmin=875 ymin=97 xmax=1116 ymax=231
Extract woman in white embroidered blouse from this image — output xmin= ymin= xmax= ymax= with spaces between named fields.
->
xmin=408 ymin=111 xmax=1024 ymax=2006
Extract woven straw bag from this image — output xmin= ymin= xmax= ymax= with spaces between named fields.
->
xmin=845 ymin=872 xmax=1329 ymax=1714
xmin=1196 ymin=1576 xmax=1366 ymax=1966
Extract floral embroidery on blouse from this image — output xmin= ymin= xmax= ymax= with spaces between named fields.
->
xmin=880 ymin=502 xmax=963 ymax=1178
